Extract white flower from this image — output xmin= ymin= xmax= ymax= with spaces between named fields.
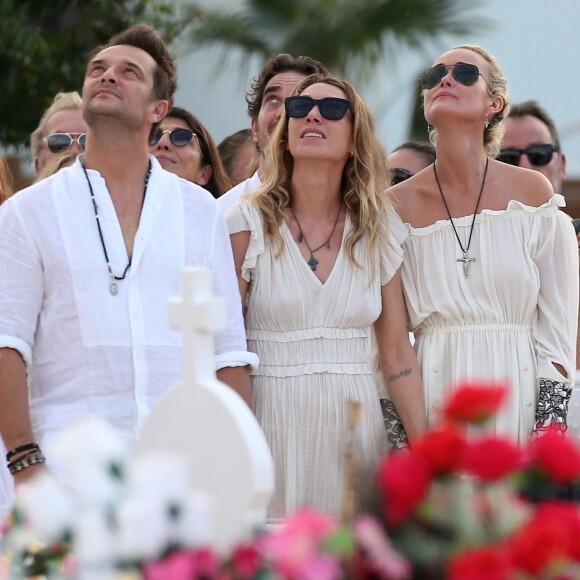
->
xmin=16 ymin=472 xmax=74 ymax=544
xmin=49 ymin=415 xmax=128 ymax=505
xmin=73 ymin=506 xmax=116 ymax=566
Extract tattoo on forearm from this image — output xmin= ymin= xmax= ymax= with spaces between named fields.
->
xmin=387 ymin=367 xmax=411 ymax=384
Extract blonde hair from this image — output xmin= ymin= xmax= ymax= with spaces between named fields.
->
xmin=30 ymin=92 xmax=83 ymax=159
xmin=249 ymin=74 xmax=389 ymax=268
xmin=0 ymin=157 xmax=13 ymax=205
xmin=34 ymin=152 xmax=77 ymax=183
xmin=427 ymin=45 xmax=510 ymax=158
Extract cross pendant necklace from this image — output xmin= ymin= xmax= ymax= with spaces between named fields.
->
xmin=289 ymin=203 xmax=342 ymax=271
xmin=433 ymin=158 xmax=489 ymax=279
xmin=81 ymin=158 xmax=151 ymax=295
xmin=457 ymin=251 xmax=476 ymax=278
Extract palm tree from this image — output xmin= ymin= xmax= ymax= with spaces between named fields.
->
xmin=182 ymin=0 xmax=491 ymax=82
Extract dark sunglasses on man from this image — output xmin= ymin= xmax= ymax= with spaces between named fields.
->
xmin=285 ymin=96 xmax=352 ymax=121
xmin=149 ymin=128 xmax=196 ymax=148
xmin=44 ymin=132 xmax=87 ymax=153
xmin=391 ymin=168 xmax=414 ymax=186
xmin=420 ymin=62 xmax=492 ymax=91
xmin=496 ymin=144 xmax=557 ymax=167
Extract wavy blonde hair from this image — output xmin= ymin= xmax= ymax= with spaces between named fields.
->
xmin=0 ymin=157 xmax=13 ymax=205
xmin=248 ymin=74 xmax=389 ymax=268
xmin=427 ymin=44 xmax=510 ymax=158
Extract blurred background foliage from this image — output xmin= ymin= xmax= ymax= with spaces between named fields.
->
xmin=0 ymin=0 xmax=487 ymax=148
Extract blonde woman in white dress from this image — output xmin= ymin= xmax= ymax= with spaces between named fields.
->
xmin=390 ymin=45 xmax=578 ymax=443
xmin=227 ymin=74 xmax=426 ymax=517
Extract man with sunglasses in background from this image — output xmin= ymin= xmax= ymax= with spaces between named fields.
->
xmin=498 ymin=100 xmax=566 ymax=195
xmin=30 ymin=91 xmax=87 ymax=176
xmin=217 ymin=53 xmax=329 ymax=214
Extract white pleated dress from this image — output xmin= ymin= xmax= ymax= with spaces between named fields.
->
xmin=227 ymin=202 xmax=403 ymax=517
xmin=396 ymin=195 xmax=578 ymax=442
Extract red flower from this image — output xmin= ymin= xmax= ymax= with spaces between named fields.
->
xmin=526 ymin=430 xmax=580 ymax=484
xmin=448 ymin=545 xmax=513 ymax=580
xmin=507 ymin=516 xmax=571 ymax=575
xmin=377 ymin=451 xmax=432 ymax=525
xmin=443 ymin=382 xmax=507 ymax=425
xmin=230 ymin=544 xmax=262 ymax=579
xmin=461 ymin=437 xmax=522 ymax=482
xmin=532 ymin=503 xmax=580 ymax=561
xmin=414 ymin=424 xmax=468 ymax=476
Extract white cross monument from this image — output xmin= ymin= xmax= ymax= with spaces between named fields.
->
xmin=134 ymin=267 xmax=274 ymax=551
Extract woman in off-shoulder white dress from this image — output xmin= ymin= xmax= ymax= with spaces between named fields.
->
xmin=227 ymin=75 xmax=426 ymax=517
xmin=389 ymin=44 xmax=578 ymax=443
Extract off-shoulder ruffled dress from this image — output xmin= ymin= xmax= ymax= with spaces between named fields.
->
xmin=395 ymin=194 xmax=578 ymax=442
xmin=226 ymin=201 xmax=405 ymax=517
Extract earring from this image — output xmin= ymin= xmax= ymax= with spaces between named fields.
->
xmin=485 ymin=119 xmax=490 ymax=130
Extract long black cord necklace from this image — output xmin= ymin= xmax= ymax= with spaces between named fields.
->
xmin=81 ymin=159 xmax=151 ymax=295
xmin=433 ymin=157 xmax=489 ymax=279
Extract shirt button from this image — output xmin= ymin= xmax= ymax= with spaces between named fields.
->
xmin=526 ymin=401 xmax=532 ymax=407
xmin=432 ymin=366 xmax=439 ymax=373
xmin=523 ymin=366 xmax=529 ymax=371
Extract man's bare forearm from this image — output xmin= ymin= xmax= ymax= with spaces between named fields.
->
xmin=217 ymin=365 xmax=253 ymax=409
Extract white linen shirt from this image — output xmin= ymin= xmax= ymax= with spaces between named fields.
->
xmin=0 ymin=157 xmax=257 ymax=454
xmin=217 ymin=171 xmax=262 ymax=215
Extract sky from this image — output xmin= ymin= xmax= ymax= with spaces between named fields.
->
xmin=173 ymin=0 xmax=580 ymax=177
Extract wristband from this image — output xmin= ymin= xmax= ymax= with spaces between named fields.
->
xmin=8 ymin=451 xmax=46 ymax=475
xmin=6 ymin=442 xmax=39 ymax=462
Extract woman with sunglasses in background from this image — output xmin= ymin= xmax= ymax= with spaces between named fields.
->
xmin=388 ymin=45 xmax=578 ymax=443
xmin=388 ymin=141 xmax=436 ymax=186
xmin=227 ymin=74 xmax=426 ymax=517
xmin=150 ymin=107 xmax=231 ymax=198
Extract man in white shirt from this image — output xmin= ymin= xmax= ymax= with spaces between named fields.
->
xmin=0 ymin=24 xmax=256 ymax=489
xmin=217 ymin=54 xmax=329 ymax=214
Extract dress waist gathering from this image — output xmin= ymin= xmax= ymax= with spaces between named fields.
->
xmin=247 ymin=326 xmax=371 ymax=378
xmin=416 ymin=322 xmax=532 ymax=336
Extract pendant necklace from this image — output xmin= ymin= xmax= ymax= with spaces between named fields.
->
xmin=81 ymin=159 xmax=151 ymax=295
xmin=289 ymin=202 xmax=342 ymax=271
xmin=433 ymin=157 xmax=489 ymax=279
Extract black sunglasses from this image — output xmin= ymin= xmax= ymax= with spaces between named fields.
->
xmin=285 ymin=96 xmax=352 ymax=121
xmin=149 ymin=128 xmax=195 ymax=148
xmin=391 ymin=168 xmax=414 ymax=186
xmin=420 ymin=63 xmax=490 ymax=91
xmin=496 ymin=144 xmax=556 ymax=167
xmin=45 ymin=132 xmax=87 ymax=153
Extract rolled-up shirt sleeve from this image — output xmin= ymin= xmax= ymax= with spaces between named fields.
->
xmin=208 ymin=204 xmax=259 ymax=371
xmin=0 ymin=198 xmax=44 ymax=369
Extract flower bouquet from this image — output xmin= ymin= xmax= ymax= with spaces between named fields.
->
xmin=2 ymin=382 xmax=580 ymax=579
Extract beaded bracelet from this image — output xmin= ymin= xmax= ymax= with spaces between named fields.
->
xmin=8 ymin=451 xmax=46 ymax=475
xmin=6 ymin=442 xmax=39 ymax=462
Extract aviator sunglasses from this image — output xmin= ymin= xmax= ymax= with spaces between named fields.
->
xmin=285 ymin=96 xmax=352 ymax=121
xmin=149 ymin=128 xmax=196 ymax=148
xmin=420 ymin=63 xmax=490 ymax=90
xmin=44 ymin=132 xmax=87 ymax=153
xmin=496 ymin=144 xmax=556 ymax=167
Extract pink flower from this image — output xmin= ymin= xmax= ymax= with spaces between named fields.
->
xmin=261 ymin=509 xmax=340 ymax=580
xmin=144 ymin=548 xmax=220 ymax=580
xmin=230 ymin=543 xmax=262 ymax=579
xmin=353 ymin=516 xmax=411 ymax=579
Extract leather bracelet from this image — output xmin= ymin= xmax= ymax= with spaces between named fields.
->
xmin=8 ymin=451 xmax=46 ymax=475
xmin=6 ymin=442 xmax=39 ymax=462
